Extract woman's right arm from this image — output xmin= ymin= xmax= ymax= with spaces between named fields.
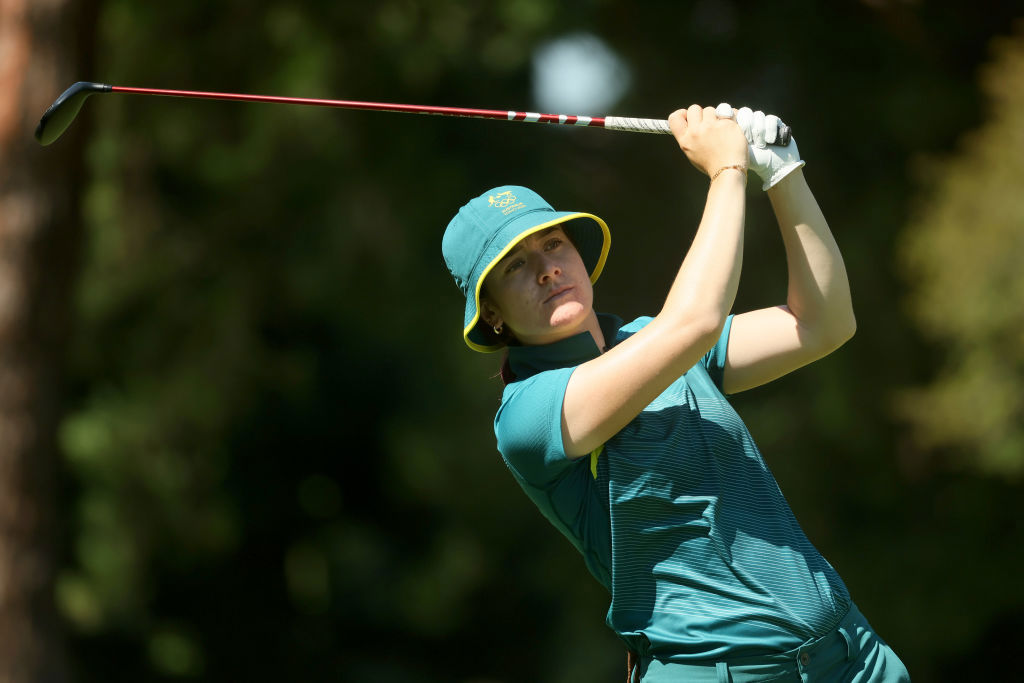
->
xmin=560 ymin=104 xmax=749 ymax=457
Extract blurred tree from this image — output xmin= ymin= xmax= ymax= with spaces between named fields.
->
xmin=0 ymin=0 xmax=97 ymax=680
xmin=898 ymin=23 xmax=1024 ymax=476
xmin=59 ymin=2 xmax=612 ymax=681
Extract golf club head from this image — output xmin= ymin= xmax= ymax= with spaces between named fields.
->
xmin=35 ymin=82 xmax=111 ymax=146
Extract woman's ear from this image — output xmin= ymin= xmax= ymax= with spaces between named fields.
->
xmin=479 ymin=297 xmax=502 ymax=329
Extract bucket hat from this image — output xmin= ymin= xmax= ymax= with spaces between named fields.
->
xmin=442 ymin=185 xmax=610 ymax=352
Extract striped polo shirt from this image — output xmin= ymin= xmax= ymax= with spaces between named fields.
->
xmin=494 ymin=313 xmax=851 ymax=661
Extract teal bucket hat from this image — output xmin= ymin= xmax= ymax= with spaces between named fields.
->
xmin=442 ymin=185 xmax=611 ymax=352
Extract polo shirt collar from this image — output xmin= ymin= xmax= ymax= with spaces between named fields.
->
xmin=507 ymin=312 xmax=624 ymax=381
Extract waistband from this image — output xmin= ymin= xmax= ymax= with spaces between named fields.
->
xmin=636 ymin=604 xmax=862 ymax=683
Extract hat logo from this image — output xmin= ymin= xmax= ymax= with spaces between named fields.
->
xmin=488 ymin=190 xmax=526 ymax=216
xmin=488 ymin=191 xmax=516 ymax=208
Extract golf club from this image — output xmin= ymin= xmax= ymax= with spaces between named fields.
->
xmin=35 ymin=81 xmax=792 ymax=147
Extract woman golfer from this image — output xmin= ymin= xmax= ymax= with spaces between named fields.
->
xmin=442 ymin=104 xmax=910 ymax=682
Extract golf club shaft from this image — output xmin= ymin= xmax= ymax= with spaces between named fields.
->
xmin=114 ymin=85 xmax=626 ymax=127
xmin=35 ymin=81 xmax=793 ymax=145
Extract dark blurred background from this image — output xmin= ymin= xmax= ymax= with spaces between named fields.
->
xmin=4 ymin=1 xmax=1023 ymax=681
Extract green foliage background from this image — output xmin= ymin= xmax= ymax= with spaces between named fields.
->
xmin=50 ymin=2 xmax=1023 ymax=681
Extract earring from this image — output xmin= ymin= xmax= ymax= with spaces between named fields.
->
xmin=493 ymin=323 xmax=503 ymax=336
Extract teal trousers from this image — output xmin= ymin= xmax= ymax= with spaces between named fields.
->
xmin=637 ymin=604 xmax=910 ymax=682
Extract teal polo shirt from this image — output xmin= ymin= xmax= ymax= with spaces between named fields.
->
xmin=494 ymin=313 xmax=851 ymax=661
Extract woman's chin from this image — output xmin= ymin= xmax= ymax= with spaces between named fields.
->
xmin=549 ymin=302 xmax=588 ymax=328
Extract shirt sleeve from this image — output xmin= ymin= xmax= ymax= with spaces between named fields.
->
xmin=700 ymin=314 xmax=734 ymax=392
xmin=494 ymin=366 xmax=577 ymax=487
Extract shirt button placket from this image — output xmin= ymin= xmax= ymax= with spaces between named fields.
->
xmin=798 ymin=650 xmax=811 ymax=682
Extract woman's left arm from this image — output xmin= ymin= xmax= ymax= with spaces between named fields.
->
xmin=722 ymin=167 xmax=856 ymax=394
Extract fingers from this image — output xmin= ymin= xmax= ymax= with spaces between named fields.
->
xmin=684 ymin=103 xmax=704 ymax=127
xmin=668 ymin=108 xmax=688 ymax=137
xmin=763 ymin=114 xmax=780 ymax=145
xmin=735 ymin=107 xmax=784 ymax=148
xmin=671 ymin=104 xmax=733 ymax=129
xmin=751 ymin=110 xmax=767 ymax=147
xmin=668 ymin=103 xmax=715 ymax=139
xmin=736 ymin=107 xmax=754 ymax=144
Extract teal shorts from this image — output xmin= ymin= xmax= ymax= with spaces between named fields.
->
xmin=637 ymin=603 xmax=910 ymax=682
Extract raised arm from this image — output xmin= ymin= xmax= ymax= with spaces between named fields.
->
xmin=560 ymin=105 xmax=749 ymax=457
xmin=722 ymin=115 xmax=856 ymax=395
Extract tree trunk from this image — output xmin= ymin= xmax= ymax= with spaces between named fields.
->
xmin=0 ymin=0 xmax=96 ymax=680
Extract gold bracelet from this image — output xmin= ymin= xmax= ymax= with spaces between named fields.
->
xmin=710 ymin=165 xmax=748 ymax=184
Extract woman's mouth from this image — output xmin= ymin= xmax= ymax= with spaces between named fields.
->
xmin=544 ymin=286 xmax=574 ymax=303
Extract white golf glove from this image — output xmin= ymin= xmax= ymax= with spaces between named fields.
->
xmin=719 ymin=104 xmax=805 ymax=191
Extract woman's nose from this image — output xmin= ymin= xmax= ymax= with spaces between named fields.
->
xmin=537 ymin=257 xmax=561 ymax=282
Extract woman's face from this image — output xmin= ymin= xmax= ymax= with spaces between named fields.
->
xmin=480 ymin=226 xmax=595 ymax=346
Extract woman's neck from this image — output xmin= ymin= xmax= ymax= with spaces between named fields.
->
xmin=584 ymin=311 xmax=607 ymax=353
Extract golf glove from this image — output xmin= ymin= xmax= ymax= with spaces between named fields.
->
xmin=732 ymin=105 xmax=805 ymax=191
